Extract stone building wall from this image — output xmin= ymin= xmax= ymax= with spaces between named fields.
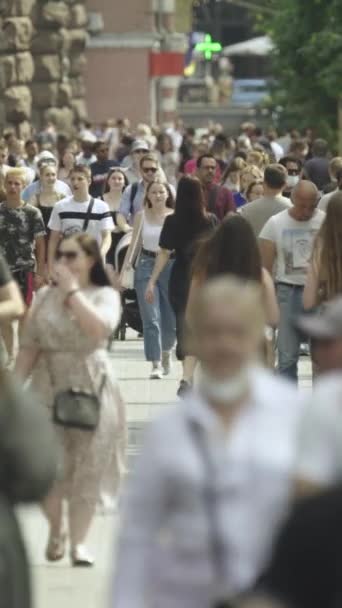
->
xmin=0 ymin=0 xmax=88 ymax=137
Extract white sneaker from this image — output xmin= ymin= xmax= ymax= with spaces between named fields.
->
xmin=162 ymin=351 xmax=172 ymax=375
xmin=150 ymin=363 xmax=163 ymax=379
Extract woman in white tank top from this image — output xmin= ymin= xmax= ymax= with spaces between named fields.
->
xmin=121 ymin=180 xmax=176 ymax=378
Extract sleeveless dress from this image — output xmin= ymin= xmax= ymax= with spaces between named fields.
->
xmin=21 ymin=285 xmax=126 ymax=504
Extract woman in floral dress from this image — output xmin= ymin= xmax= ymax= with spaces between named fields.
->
xmin=16 ymin=233 xmax=126 ymax=567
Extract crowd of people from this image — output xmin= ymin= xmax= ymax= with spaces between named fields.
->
xmin=1 ymin=116 xmax=342 ymax=607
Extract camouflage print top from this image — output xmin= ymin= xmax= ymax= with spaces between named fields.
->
xmin=0 ymin=202 xmax=46 ymax=273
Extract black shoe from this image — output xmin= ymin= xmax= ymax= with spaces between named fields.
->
xmin=177 ymin=380 xmax=192 ymax=398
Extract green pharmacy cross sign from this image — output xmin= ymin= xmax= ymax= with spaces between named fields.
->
xmin=195 ymin=34 xmax=222 ymax=60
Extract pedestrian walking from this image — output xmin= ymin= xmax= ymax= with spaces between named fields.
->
xmin=113 ymin=277 xmax=302 ymax=608
xmin=187 ymin=213 xmax=279 ymax=335
xmin=102 ymin=167 xmax=129 ymax=265
xmin=259 ymin=181 xmax=325 ymax=381
xmin=121 ymin=179 xmax=176 ymax=378
xmin=47 ymin=164 xmax=114 ymax=273
xmin=241 ymin=164 xmax=291 ymax=236
xmin=28 ymin=162 xmax=65 ymax=229
xmin=303 ymin=191 xmax=342 ymax=310
xmin=196 ymin=153 xmax=236 ymax=220
xmin=0 ymin=169 xmax=46 ymax=364
xmin=16 ymin=233 xmax=126 ymax=567
xmin=145 ymin=176 xmax=217 ymax=395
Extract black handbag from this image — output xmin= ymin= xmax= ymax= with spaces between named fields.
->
xmin=46 ymin=354 xmax=106 ymax=432
xmin=52 ymin=387 xmax=101 ymax=431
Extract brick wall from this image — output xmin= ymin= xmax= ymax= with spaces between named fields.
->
xmin=86 ymin=48 xmax=151 ymax=124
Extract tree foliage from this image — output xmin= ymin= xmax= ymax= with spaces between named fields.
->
xmin=259 ymin=0 xmax=342 ymax=143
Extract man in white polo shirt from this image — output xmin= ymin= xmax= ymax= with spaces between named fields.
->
xmin=259 ymin=180 xmax=325 ymax=382
xmin=47 ymin=164 xmax=114 ymax=274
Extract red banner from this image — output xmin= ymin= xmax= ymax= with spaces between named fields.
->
xmin=149 ymin=52 xmax=184 ymax=77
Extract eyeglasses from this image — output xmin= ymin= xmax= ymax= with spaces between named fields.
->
xmin=143 ymin=167 xmax=158 ymax=174
xmin=55 ymin=250 xmax=79 ymax=261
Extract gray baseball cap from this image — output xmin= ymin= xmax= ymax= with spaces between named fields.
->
xmin=296 ymin=296 xmax=342 ymax=339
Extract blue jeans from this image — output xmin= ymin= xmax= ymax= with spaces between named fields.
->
xmin=134 ymin=254 xmax=176 ymax=362
xmin=276 ymin=282 xmax=304 ymax=382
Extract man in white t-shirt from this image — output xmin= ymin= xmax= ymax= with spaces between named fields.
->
xmin=259 ymin=180 xmax=325 ymax=382
xmin=48 ymin=164 xmax=114 ymax=274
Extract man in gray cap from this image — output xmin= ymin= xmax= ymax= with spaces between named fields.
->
xmin=296 ymin=296 xmax=342 ymax=374
xmin=125 ymin=139 xmax=150 ymax=184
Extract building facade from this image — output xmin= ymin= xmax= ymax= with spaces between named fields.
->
xmin=86 ymin=0 xmax=189 ymax=127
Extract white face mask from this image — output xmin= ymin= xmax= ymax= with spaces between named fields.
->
xmin=199 ymin=366 xmax=251 ymax=405
xmin=286 ymin=175 xmax=299 ymax=188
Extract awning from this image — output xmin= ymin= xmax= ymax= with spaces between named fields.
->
xmin=222 ymin=36 xmax=274 ymax=57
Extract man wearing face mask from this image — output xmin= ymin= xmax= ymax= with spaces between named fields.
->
xmin=279 ymin=156 xmax=302 ymax=198
xmin=113 ymin=277 xmax=302 ymax=608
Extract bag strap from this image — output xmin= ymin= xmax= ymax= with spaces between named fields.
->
xmin=82 ymin=197 xmax=95 ymax=232
xmin=129 ymin=182 xmax=139 ymax=216
xmin=187 ymin=419 xmax=226 ymax=584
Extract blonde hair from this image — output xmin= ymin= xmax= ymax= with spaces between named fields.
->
xmin=315 ymin=192 xmax=342 ymax=301
xmin=5 ymin=168 xmax=28 ymax=185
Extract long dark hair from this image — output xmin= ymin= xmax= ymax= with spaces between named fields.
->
xmin=60 ymin=233 xmax=112 ymax=287
xmin=314 ymin=191 xmax=342 ymax=300
xmin=192 ymin=214 xmax=262 ymax=283
xmin=103 ymin=167 xmax=128 ymax=194
xmin=173 ymin=176 xmax=208 ymax=244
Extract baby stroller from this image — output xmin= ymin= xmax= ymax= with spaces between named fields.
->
xmin=114 ymin=231 xmax=143 ymax=341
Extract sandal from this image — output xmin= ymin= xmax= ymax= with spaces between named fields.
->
xmin=45 ymin=533 xmax=66 ymax=562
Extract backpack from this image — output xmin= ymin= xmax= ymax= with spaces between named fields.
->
xmin=129 ymin=182 xmax=139 ymax=216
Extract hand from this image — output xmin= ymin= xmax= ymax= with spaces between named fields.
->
xmin=145 ymin=280 xmax=155 ymax=304
xmin=33 ymin=273 xmax=45 ymax=290
xmin=51 ymin=263 xmax=79 ymax=296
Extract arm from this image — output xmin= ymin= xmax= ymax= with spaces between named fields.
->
xmin=259 ymin=238 xmax=277 ymax=275
xmin=0 ymin=281 xmax=25 ymax=322
xmin=100 ymin=230 xmax=112 ymax=257
xmin=145 ymin=249 xmax=171 ymax=304
xmin=47 ymin=230 xmax=61 ymax=276
xmin=120 ymin=212 xmax=143 ymax=276
xmin=34 ymin=235 xmax=46 ymax=283
xmin=117 ymin=186 xmax=133 ymax=233
xmin=262 ymin=268 xmax=279 ymax=327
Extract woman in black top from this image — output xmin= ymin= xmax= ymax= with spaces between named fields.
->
xmin=145 ymin=175 xmax=217 ymax=395
xmin=102 ymin=167 xmax=128 ymax=265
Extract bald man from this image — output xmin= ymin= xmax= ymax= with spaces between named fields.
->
xmin=259 ymin=181 xmax=325 ymax=382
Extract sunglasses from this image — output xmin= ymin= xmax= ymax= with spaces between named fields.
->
xmin=143 ymin=167 xmax=158 ymax=174
xmin=134 ymin=149 xmax=147 ymax=154
xmin=288 ymin=169 xmax=300 ymax=176
xmin=55 ymin=250 xmax=79 ymax=261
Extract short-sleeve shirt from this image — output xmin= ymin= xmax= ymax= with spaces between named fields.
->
xmin=48 ymin=196 xmax=114 ymax=243
xmin=0 ymin=255 xmax=12 ymax=287
xmin=259 ymin=209 xmax=325 ymax=285
xmin=0 ymin=203 xmax=46 ymax=272
xmin=296 ymin=374 xmax=342 ymax=486
xmin=159 ymin=213 xmax=217 ymax=287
